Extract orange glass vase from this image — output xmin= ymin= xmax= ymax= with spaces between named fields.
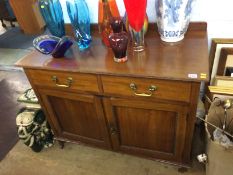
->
xmin=98 ymin=0 xmax=120 ymax=46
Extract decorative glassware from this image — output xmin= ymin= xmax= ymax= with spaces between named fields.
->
xmin=66 ymin=0 xmax=92 ymax=51
xmin=38 ymin=0 xmax=65 ymax=37
xmin=123 ymin=12 xmax=149 ymax=35
xmin=155 ymin=0 xmax=194 ymax=42
xmin=110 ymin=17 xmax=124 ymax=33
xmin=98 ymin=0 xmax=120 ymax=46
xmin=109 ymin=31 xmax=128 ymax=63
xmin=33 ymin=35 xmax=73 ymax=58
xmin=123 ymin=0 xmax=147 ymax=52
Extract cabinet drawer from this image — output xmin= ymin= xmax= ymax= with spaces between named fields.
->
xmin=101 ymin=76 xmax=191 ymax=102
xmin=26 ymin=69 xmax=100 ymax=93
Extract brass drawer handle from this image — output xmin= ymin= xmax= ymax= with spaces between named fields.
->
xmin=51 ymin=76 xmax=73 ymax=88
xmin=129 ymin=83 xmax=157 ymax=97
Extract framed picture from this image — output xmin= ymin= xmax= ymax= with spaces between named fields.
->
xmin=216 ymin=47 xmax=233 ymax=76
xmin=209 ymin=38 xmax=233 ymax=85
xmin=213 ymin=76 xmax=233 ymax=87
xmin=212 ymin=94 xmax=233 ymax=101
xmin=208 ymin=86 xmax=233 ymax=95
xmin=225 ymin=67 xmax=233 ymax=77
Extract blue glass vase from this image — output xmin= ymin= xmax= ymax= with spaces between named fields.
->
xmin=66 ymin=0 xmax=92 ymax=50
xmin=39 ymin=0 xmax=65 ymax=38
xmin=33 ymin=35 xmax=73 ymax=58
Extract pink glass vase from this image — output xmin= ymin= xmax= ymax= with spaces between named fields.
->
xmin=123 ymin=0 xmax=147 ymax=51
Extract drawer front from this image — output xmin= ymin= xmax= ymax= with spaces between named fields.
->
xmin=101 ymin=76 xmax=191 ymax=102
xmin=26 ymin=69 xmax=99 ymax=93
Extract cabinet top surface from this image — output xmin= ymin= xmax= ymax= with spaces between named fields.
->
xmin=16 ymin=23 xmax=209 ymax=82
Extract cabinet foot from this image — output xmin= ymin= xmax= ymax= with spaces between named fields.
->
xmin=58 ymin=141 xmax=65 ymax=149
xmin=178 ymin=167 xmax=188 ymax=173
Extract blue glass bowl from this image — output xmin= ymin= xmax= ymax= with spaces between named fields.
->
xmin=33 ymin=35 xmax=73 ymax=58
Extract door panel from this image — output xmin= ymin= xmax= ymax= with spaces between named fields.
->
xmin=116 ymin=107 xmax=176 ymax=153
xmin=103 ymin=97 xmax=188 ymax=162
xmin=48 ymin=96 xmax=103 ymax=140
xmin=39 ymin=89 xmax=111 ymax=148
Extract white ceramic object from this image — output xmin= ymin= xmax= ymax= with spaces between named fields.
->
xmin=155 ymin=0 xmax=194 ymax=42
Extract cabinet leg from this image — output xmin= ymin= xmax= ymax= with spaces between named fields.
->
xmin=58 ymin=140 xmax=65 ymax=149
xmin=178 ymin=167 xmax=188 ymax=173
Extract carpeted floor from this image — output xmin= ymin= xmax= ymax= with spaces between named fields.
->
xmin=0 ymin=27 xmax=35 ymax=68
xmin=0 ymin=70 xmax=30 ymax=160
xmin=0 ymin=79 xmax=20 ymax=160
xmin=0 ymin=27 xmax=38 ymax=49
xmin=0 ymin=26 xmax=45 ymax=68
xmin=0 ymin=48 xmax=31 ymax=66
xmin=0 ymin=141 xmax=205 ymax=175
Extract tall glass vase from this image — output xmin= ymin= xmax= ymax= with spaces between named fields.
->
xmin=39 ymin=0 xmax=65 ymax=37
xmin=123 ymin=12 xmax=149 ymax=35
xmin=98 ymin=0 xmax=120 ymax=47
xmin=66 ymin=0 xmax=92 ymax=51
xmin=123 ymin=0 xmax=147 ymax=52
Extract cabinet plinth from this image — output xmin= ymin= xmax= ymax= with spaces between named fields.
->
xmin=16 ymin=23 xmax=209 ymax=166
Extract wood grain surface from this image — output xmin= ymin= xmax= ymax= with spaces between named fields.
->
xmin=16 ymin=22 xmax=209 ymax=82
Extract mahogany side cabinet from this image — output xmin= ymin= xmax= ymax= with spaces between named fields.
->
xmin=16 ymin=23 xmax=209 ymax=166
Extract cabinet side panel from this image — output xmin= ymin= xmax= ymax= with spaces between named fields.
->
xmin=182 ymin=82 xmax=200 ymax=164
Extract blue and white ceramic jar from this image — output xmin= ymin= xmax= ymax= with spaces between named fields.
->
xmin=155 ymin=0 xmax=193 ymax=42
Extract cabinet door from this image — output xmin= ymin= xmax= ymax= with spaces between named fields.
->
xmin=38 ymin=89 xmax=111 ymax=149
xmin=103 ymin=98 xmax=188 ymax=162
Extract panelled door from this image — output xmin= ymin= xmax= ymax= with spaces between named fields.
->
xmin=38 ymin=88 xmax=111 ymax=149
xmin=103 ymin=97 xmax=188 ymax=162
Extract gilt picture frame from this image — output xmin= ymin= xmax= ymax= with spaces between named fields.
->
xmin=216 ymin=47 xmax=233 ymax=76
xmin=213 ymin=76 xmax=233 ymax=87
xmin=209 ymin=38 xmax=233 ymax=85
xmin=208 ymin=86 xmax=233 ymax=95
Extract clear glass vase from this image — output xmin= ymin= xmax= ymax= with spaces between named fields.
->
xmin=129 ymin=26 xmax=144 ymax=52
xmin=123 ymin=0 xmax=147 ymax=52
xmin=38 ymin=0 xmax=65 ymax=38
xmin=66 ymin=0 xmax=92 ymax=51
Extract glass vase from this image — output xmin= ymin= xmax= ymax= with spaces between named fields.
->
xmin=123 ymin=12 xmax=149 ymax=35
xmin=123 ymin=0 xmax=147 ymax=52
xmin=66 ymin=0 xmax=92 ymax=51
xmin=39 ymin=0 xmax=65 ymax=37
xmin=33 ymin=35 xmax=73 ymax=58
xmin=110 ymin=17 xmax=124 ymax=33
xmin=109 ymin=31 xmax=128 ymax=63
xmin=98 ymin=0 xmax=120 ymax=46
xmin=129 ymin=26 xmax=144 ymax=52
